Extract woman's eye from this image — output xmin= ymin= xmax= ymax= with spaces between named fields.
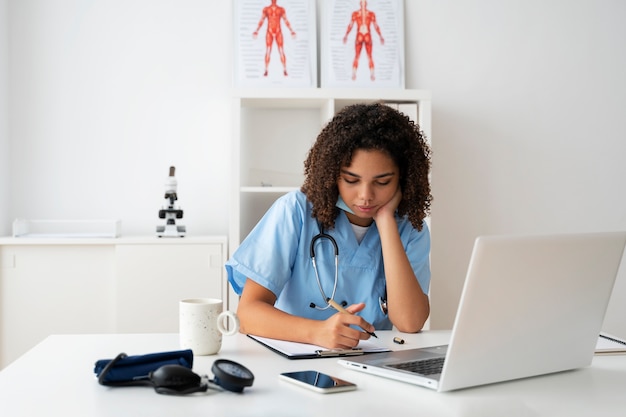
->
xmin=343 ymin=178 xmax=358 ymax=184
xmin=377 ymin=181 xmax=391 ymax=186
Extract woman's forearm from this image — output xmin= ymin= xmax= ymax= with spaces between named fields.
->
xmin=376 ymin=216 xmax=430 ymax=332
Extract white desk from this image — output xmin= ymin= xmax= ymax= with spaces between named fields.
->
xmin=0 ymin=331 xmax=625 ymax=417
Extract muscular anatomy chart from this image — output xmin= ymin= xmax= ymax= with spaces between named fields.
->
xmin=323 ymin=0 xmax=404 ymax=88
xmin=235 ymin=0 xmax=316 ymax=87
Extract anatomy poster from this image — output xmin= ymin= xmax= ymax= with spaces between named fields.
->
xmin=234 ymin=0 xmax=317 ymax=88
xmin=321 ymin=0 xmax=404 ymax=88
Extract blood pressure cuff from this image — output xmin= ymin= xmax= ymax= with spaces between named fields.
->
xmin=94 ymin=349 xmax=194 ymax=386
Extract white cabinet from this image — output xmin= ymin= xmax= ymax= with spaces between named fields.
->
xmin=0 ymin=244 xmax=116 ymax=368
xmin=230 ymin=88 xmax=432 ymax=257
xmin=115 ymin=241 xmax=226 ymax=333
xmin=0 ymin=236 xmax=227 ymax=368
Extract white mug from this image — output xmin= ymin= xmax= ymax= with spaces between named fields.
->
xmin=179 ymin=298 xmax=239 ymax=355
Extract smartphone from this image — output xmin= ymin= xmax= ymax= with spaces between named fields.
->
xmin=279 ymin=370 xmax=357 ymax=394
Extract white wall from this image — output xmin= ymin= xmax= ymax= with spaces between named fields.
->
xmin=407 ymin=1 xmax=626 ymax=332
xmin=6 ymin=0 xmax=232 ymax=236
xmin=0 ymin=0 xmax=8 ymax=237
xmin=3 ymin=0 xmax=626 ymax=335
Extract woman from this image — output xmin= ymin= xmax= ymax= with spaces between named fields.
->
xmin=226 ymin=103 xmax=432 ymax=349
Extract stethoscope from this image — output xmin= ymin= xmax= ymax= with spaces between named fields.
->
xmin=309 ymin=223 xmax=342 ymax=310
xmin=308 ymin=222 xmax=388 ymax=315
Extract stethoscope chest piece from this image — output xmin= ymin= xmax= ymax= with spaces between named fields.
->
xmin=379 ymin=296 xmax=388 ymax=315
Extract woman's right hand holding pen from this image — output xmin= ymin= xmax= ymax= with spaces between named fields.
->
xmin=314 ymin=302 xmax=376 ymax=349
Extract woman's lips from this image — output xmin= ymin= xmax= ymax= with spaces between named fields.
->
xmin=356 ymin=205 xmax=376 ymax=214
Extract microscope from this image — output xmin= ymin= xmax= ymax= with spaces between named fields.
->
xmin=156 ymin=166 xmax=186 ymax=237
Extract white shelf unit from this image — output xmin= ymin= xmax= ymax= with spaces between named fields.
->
xmin=230 ymin=88 xmax=432 ymax=260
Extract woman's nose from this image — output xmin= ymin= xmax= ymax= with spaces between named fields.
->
xmin=358 ymin=184 xmax=374 ymax=202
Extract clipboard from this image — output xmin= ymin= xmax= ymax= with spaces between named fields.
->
xmin=247 ymin=335 xmax=391 ymax=359
xmin=595 ymin=333 xmax=626 ymax=355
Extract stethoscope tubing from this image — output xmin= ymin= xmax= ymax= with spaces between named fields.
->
xmin=310 ymin=225 xmax=339 ymax=310
xmin=309 ymin=222 xmax=388 ymax=315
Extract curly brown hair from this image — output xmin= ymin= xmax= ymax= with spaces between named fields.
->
xmin=301 ymin=102 xmax=432 ymax=231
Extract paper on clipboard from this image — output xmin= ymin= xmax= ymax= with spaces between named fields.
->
xmin=595 ymin=333 xmax=626 ymax=355
xmin=248 ymin=335 xmax=390 ymax=359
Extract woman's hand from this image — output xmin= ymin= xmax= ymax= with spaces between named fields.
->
xmin=373 ymin=187 xmax=402 ymax=222
xmin=239 ymin=280 xmax=379 ymax=348
xmin=313 ymin=303 xmax=375 ymax=349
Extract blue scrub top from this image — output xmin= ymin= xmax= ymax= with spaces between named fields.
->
xmin=225 ymin=190 xmax=431 ymax=330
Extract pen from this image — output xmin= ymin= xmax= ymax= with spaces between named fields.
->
xmin=326 ymin=298 xmax=378 ymax=338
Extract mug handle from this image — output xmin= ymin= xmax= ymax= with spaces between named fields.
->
xmin=217 ymin=311 xmax=240 ymax=336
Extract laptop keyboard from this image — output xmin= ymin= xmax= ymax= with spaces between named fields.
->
xmin=386 ymin=357 xmax=445 ymax=376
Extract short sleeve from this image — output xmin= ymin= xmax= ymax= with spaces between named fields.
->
xmin=225 ymin=191 xmax=306 ymax=297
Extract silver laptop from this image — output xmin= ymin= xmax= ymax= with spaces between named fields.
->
xmin=339 ymin=232 xmax=626 ymax=392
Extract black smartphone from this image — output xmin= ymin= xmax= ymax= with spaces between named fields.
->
xmin=279 ymin=370 xmax=357 ymax=394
